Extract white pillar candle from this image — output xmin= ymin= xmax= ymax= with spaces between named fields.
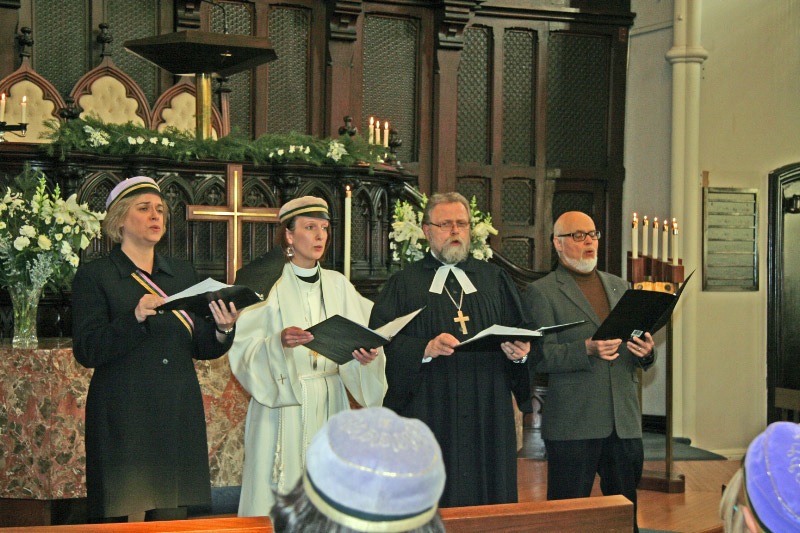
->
xmin=652 ymin=217 xmax=658 ymax=260
xmin=631 ymin=212 xmax=638 ymax=259
xmin=375 ymin=120 xmax=381 ymax=146
xmin=642 ymin=216 xmax=649 ymax=256
xmin=344 ymin=186 xmax=352 ymax=279
xmin=384 ymin=121 xmax=389 ymax=148
xmin=0 ymin=93 xmax=6 ymax=122
xmin=20 ymin=95 xmax=27 ymax=124
xmin=662 ymin=219 xmax=669 ymax=264
xmin=672 ymin=218 xmax=679 ymax=266
xmin=368 ymin=116 xmax=374 ymax=144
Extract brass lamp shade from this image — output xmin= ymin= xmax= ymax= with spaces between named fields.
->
xmin=124 ymin=31 xmax=276 ymax=140
xmin=124 ymin=30 xmax=276 ymax=77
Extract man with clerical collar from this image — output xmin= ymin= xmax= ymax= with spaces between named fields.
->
xmin=370 ymin=192 xmax=531 ymax=508
xmin=524 ymin=210 xmax=656 ymax=533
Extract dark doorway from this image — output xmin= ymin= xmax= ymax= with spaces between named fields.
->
xmin=767 ymin=163 xmax=800 ymax=422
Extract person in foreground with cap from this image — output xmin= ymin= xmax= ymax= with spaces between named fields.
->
xmin=72 ymin=176 xmax=240 ymax=522
xmin=369 ymin=192 xmax=531 ymax=507
xmin=270 ymin=407 xmax=446 ymax=533
xmin=719 ymin=421 xmax=800 ymax=532
xmin=229 ymin=195 xmax=388 ymax=517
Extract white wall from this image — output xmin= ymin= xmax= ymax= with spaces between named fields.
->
xmin=625 ymin=1 xmax=674 ymax=420
xmin=626 ymin=0 xmax=800 ymax=456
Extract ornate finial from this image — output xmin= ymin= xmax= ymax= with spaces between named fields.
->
xmin=58 ymin=96 xmax=82 ymax=121
xmin=388 ymin=129 xmax=403 ymax=170
xmin=16 ymin=27 xmax=34 ymax=61
xmin=215 ymin=76 xmax=232 ymax=95
xmin=97 ymin=23 xmax=114 ymax=57
xmin=338 ymin=116 xmax=358 ymax=137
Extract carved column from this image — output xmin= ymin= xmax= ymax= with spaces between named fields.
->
xmin=326 ymin=1 xmax=362 ymax=138
xmin=0 ymin=1 xmax=21 ymax=77
xmin=431 ymin=1 xmax=483 ymax=192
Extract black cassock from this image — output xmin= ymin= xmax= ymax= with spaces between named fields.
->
xmin=370 ymin=253 xmax=531 ymax=507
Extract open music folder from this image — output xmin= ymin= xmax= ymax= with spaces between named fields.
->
xmin=304 ymin=308 xmax=424 ymax=365
xmin=591 ymin=271 xmax=694 ymax=341
xmin=454 ymin=320 xmax=586 ymax=352
xmin=159 ymin=277 xmax=264 ymax=317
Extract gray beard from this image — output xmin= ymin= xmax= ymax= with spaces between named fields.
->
xmin=561 ymin=254 xmax=597 ymax=274
xmin=435 ymin=240 xmax=469 ymax=264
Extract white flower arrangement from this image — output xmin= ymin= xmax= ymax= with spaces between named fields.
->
xmin=389 ymin=194 xmax=498 ymax=266
xmin=0 ymin=166 xmax=105 ymax=292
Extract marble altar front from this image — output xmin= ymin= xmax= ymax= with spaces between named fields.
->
xmin=0 ymin=340 xmax=249 ymax=501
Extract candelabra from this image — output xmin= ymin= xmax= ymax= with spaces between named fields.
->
xmin=628 ymin=246 xmax=686 ymax=494
xmin=0 ymin=121 xmax=28 ymax=142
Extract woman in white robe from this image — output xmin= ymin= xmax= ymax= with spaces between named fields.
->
xmin=228 ymin=196 xmax=387 ymax=517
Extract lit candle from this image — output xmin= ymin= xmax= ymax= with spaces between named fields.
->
xmin=368 ymin=116 xmax=374 ymax=144
xmin=375 ymin=120 xmax=381 ymax=146
xmin=661 ymin=218 xmax=669 ymax=263
xmin=20 ymin=95 xmax=27 ymax=124
xmin=672 ymin=218 xmax=679 ymax=266
xmin=344 ymin=186 xmax=352 ymax=279
xmin=631 ymin=212 xmax=638 ymax=259
xmin=0 ymin=93 xmax=5 ymax=123
xmin=384 ymin=121 xmax=389 ymax=148
xmin=652 ymin=217 xmax=659 ymax=260
xmin=642 ymin=216 xmax=649 ymax=256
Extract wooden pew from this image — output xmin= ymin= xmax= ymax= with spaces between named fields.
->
xmin=0 ymin=495 xmax=632 ymax=532
xmin=440 ymin=495 xmax=633 ymax=532
xmin=0 ymin=517 xmax=273 ymax=533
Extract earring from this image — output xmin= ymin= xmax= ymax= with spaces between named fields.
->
xmin=286 ymin=245 xmax=294 ymax=258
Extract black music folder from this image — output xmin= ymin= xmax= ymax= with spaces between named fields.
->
xmin=592 ymin=271 xmax=694 ymax=341
xmin=159 ymin=278 xmax=263 ymax=317
xmin=304 ymin=308 xmax=423 ymax=365
xmin=454 ymin=321 xmax=585 ymax=352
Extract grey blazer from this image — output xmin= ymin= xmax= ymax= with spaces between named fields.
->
xmin=523 ymin=265 xmax=655 ymax=441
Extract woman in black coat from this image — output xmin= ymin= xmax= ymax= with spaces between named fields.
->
xmin=72 ymin=176 xmax=239 ymax=522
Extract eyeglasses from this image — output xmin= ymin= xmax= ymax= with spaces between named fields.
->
xmin=556 ymin=230 xmax=601 ymax=242
xmin=428 ymin=221 xmax=470 ymax=231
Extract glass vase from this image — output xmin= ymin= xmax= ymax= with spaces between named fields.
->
xmin=9 ymin=284 xmax=43 ymax=349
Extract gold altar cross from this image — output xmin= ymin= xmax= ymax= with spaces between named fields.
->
xmin=187 ymin=164 xmax=280 ymax=284
xmin=454 ymin=309 xmax=470 ymax=335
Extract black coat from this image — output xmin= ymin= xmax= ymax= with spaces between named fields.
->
xmin=72 ymin=245 xmax=233 ymax=519
xmin=370 ymin=254 xmax=530 ymax=507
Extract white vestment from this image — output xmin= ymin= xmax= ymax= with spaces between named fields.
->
xmin=229 ymin=263 xmax=387 ymax=517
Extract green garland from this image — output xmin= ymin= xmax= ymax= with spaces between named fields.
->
xmin=42 ymin=117 xmax=390 ymax=168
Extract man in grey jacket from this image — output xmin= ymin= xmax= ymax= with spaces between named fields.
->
xmin=523 ymin=211 xmax=655 ymax=533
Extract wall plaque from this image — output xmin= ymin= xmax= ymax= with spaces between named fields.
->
xmin=702 ymin=187 xmax=758 ymax=291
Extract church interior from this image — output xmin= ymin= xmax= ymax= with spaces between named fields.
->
xmin=1 ymin=0 xmax=798 ymax=531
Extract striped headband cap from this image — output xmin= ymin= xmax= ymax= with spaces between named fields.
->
xmin=303 ymin=407 xmax=445 ymax=532
xmin=743 ymin=421 xmax=800 ymax=532
xmin=279 ymin=196 xmax=329 ymax=223
xmin=106 ymin=176 xmax=162 ymax=209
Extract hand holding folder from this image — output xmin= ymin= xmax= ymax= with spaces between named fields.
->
xmin=591 ymin=271 xmax=693 ymax=340
xmin=158 ymin=278 xmax=264 ymax=317
xmin=303 ymin=308 xmax=423 ymax=365
xmin=454 ymin=320 xmax=585 ymax=352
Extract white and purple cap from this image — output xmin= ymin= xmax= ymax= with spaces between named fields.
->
xmin=303 ymin=407 xmax=445 ymax=532
xmin=106 ymin=176 xmax=162 ymax=210
xmin=744 ymin=421 xmax=800 ymax=532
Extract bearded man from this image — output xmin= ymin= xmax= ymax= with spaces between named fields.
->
xmin=370 ymin=192 xmax=531 ymax=508
xmin=523 ymin=211 xmax=655 ymax=533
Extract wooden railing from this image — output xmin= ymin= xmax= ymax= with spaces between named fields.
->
xmin=0 ymin=496 xmax=633 ymax=533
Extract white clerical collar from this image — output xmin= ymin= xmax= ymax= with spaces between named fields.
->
xmin=429 ymin=261 xmax=477 ymax=295
xmin=290 ymin=261 xmax=319 ymax=278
